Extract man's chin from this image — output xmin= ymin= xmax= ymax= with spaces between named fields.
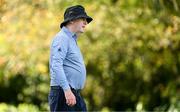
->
xmin=77 ymin=31 xmax=83 ymax=35
xmin=79 ymin=30 xmax=85 ymax=33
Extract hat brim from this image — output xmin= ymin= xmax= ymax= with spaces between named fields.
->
xmin=60 ymin=15 xmax=93 ymax=28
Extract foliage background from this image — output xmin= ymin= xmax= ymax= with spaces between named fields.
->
xmin=0 ymin=0 xmax=180 ymax=111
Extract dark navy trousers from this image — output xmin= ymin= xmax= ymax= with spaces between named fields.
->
xmin=48 ymin=86 xmax=87 ymax=112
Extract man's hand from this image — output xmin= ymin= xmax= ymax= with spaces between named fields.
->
xmin=64 ymin=89 xmax=76 ymax=106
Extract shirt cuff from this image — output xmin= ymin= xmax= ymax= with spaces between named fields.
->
xmin=62 ymin=84 xmax=70 ymax=92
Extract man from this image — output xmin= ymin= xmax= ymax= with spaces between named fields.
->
xmin=48 ymin=5 xmax=93 ymax=111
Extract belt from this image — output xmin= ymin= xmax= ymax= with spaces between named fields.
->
xmin=51 ymin=86 xmax=81 ymax=93
xmin=71 ymin=88 xmax=81 ymax=94
xmin=51 ymin=86 xmax=61 ymax=90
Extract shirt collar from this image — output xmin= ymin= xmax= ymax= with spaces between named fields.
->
xmin=62 ymin=26 xmax=77 ymax=41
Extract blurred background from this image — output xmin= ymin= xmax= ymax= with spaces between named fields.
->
xmin=0 ymin=0 xmax=180 ymax=111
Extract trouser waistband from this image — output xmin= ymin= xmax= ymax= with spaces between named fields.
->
xmin=51 ymin=86 xmax=81 ymax=93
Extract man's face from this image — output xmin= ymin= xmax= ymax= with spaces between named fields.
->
xmin=72 ymin=18 xmax=87 ymax=34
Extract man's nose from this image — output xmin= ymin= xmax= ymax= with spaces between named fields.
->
xmin=83 ymin=20 xmax=87 ymax=25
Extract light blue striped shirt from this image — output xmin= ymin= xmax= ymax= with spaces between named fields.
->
xmin=49 ymin=27 xmax=86 ymax=91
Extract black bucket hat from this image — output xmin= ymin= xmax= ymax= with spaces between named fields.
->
xmin=60 ymin=5 xmax=93 ymax=28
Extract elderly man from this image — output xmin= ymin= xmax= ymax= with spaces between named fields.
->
xmin=48 ymin=5 xmax=93 ymax=111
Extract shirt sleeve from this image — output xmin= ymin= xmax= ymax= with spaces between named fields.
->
xmin=51 ymin=36 xmax=70 ymax=91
